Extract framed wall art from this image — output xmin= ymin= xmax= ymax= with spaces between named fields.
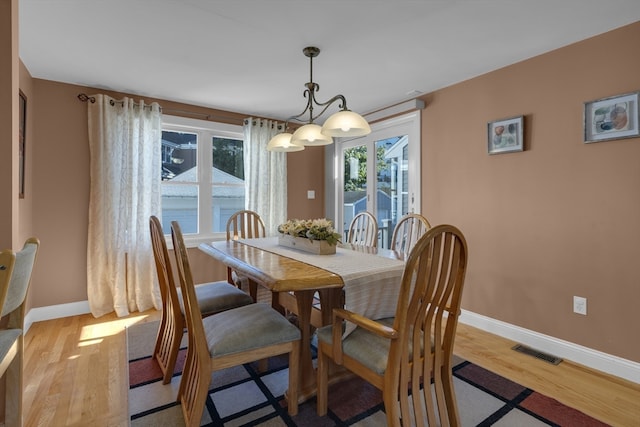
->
xmin=487 ymin=115 xmax=523 ymax=155
xmin=19 ymin=90 xmax=27 ymax=199
xmin=584 ymin=91 xmax=639 ymax=143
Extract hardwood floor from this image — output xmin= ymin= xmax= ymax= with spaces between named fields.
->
xmin=22 ymin=310 xmax=640 ymax=427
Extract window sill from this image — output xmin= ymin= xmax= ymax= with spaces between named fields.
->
xmin=165 ymin=233 xmax=226 ymax=250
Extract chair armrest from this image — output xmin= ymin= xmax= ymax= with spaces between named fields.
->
xmin=331 ymin=308 xmax=397 ymax=364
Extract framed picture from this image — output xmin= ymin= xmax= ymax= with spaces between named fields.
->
xmin=19 ymin=91 xmax=27 ymax=199
xmin=488 ymin=115 xmax=523 ymax=155
xmin=584 ymin=91 xmax=639 ymax=143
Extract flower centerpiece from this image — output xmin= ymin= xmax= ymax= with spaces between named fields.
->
xmin=277 ymin=218 xmax=341 ymax=255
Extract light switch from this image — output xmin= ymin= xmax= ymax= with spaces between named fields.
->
xmin=307 ymin=190 xmax=315 ymax=199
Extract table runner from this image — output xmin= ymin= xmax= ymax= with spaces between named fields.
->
xmin=237 ymin=237 xmax=405 ymax=335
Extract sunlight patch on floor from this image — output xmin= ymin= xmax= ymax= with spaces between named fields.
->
xmin=79 ymin=313 xmax=152 ymax=341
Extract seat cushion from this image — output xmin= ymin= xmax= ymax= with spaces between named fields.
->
xmin=317 ymin=318 xmax=395 ymax=375
xmin=178 ymin=280 xmax=253 ymax=317
xmin=203 ymin=303 xmax=301 ymax=358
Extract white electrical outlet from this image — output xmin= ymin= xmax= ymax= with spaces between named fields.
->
xmin=573 ymin=296 xmax=587 ymax=315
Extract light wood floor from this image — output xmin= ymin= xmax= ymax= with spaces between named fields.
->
xmin=22 ymin=309 xmax=640 ymax=427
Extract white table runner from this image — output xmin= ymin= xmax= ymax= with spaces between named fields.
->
xmin=237 ymin=237 xmax=405 ymax=335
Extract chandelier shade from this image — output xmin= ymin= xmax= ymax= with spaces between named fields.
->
xmin=321 ymin=110 xmax=371 ymax=137
xmin=266 ymin=132 xmax=304 ymax=152
xmin=267 ymin=46 xmax=371 ymax=152
xmin=291 ymin=124 xmax=333 ymax=146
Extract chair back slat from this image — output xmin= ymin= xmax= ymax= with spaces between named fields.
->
xmin=390 ymin=213 xmax=431 ymax=257
xmin=171 ymin=221 xmax=213 ymax=426
xmin=226 ymin=210 xmax=266 ymax=241
xmin=347 ymin=211 xmax=378 ymax=247
xmin=150 ymin=216 xmax=185 ymax=382
xmin=388 ymin=224 xmax=467 ymax=426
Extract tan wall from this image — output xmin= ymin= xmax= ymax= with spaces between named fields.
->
xmin=421 ymin=22 xmax=640 ymax=362
xmin=287 ymin=147 xmax=325 ymax=219
xmin=0 ymin=0 xmax=19 ymax=251
xmin=25 ymin=79 xmax=326 ymax=308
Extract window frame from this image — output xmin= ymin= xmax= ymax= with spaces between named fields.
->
xmin=161 ymin=115 xmax=244 ymax=247
xmin=329 ymin=110 xmax=422 ymax=237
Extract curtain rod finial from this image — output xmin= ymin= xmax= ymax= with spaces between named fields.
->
xmin=77 ymin=93 xmax=96 ymax=103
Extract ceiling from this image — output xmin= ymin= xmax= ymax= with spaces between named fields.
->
xmin=19 ymin=1 xmax=640 ymax=121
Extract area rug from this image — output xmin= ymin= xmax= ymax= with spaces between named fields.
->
xmin=127 ymin=321 xmax=609 ymax=427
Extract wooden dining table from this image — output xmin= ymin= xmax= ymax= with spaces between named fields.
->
xmin=198 ymin=237 xmax=404 ymax=402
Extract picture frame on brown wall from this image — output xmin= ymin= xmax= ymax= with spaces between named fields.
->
xmin=19 ymin=90 xmax=27 ymax=199
xmin=487 ymin=115 xmax=524 ymax=155
xmin=584 ymin=91 xmax=639 ymax=143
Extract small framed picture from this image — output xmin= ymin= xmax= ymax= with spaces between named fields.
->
xmin=584 ymin=91 xmax=639 ymax=143
xmin=488 ymin=116 xmax=523 ymax=155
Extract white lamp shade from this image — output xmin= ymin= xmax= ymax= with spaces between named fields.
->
xmin=291 ymin=124 xmax=333 ymax=146
xmin=321 ymin=110 xmax=371 ymax=137
xmin=266 ymin=133 xmax=305 ymax=152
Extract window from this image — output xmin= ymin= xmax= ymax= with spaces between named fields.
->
xmin=161 ymin=116 xmax=244 ymax=243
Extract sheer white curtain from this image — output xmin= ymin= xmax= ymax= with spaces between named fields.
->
xmin=243 ymin=118 xmax=287 ymax=235
xmin=87 ymin=94 xmax=162 ymax=317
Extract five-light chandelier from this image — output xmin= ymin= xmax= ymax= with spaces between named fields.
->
xmin=267 ymin=46 xmax=371 ymax=152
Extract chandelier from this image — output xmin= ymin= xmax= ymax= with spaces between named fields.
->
xmin=267 ymin=46 xmax=371 ymax=152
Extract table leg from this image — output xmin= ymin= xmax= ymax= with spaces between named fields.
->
xmin=292 ymin=290 xmax=315 ymax=399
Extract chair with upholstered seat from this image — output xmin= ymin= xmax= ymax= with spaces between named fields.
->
xmin=0 ymin=237 xmax=39 ymax=427
xmin=346 ymin=211 xmax=378 ymax=247
xmin=226 ymin=210 xmax=266 ymax=300
xmin=390 ymin=213 xmax=432 ymax=258
xmin=316 ymin=225 xmax=468 ymax=427
xmin=149 ymin=216 xmax=253 ymax=385
xmin=171 ymin=221 xmax=301 ymax=426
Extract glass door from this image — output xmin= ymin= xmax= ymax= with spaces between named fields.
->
xmin=337 ymin=112 xmax=421 ymax=249
xmin=341 ymin=143 xmax=369 ymax=242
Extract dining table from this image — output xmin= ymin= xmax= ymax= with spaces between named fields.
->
xmin=198 ymin=236 xmax=405 ymax=402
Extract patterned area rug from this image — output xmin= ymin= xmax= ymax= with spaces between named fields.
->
xmin=127 ymin=321 xmax=609 ymax=427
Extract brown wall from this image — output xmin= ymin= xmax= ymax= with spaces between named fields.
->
xmin=0 ymin=0 xmax=19 ymax=251
xmin=24 ymin=79 xmax=326 ymax=309
xmin=9 ymin=20 xmax=639 ymax=364
xmin=420 ymin=22 xmax=640 ymax=362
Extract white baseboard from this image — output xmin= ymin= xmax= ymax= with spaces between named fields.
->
xmin=460 ymin=309 xmax=640 ymax=384
xmin=24 ymin=300 xmax=91 ymax=333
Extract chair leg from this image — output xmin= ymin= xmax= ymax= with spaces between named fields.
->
xmin=180 ymin=358 xmax=209 ymax=427
xmin=5 ymin=337 xmax=22 ymax=427
xmin=287 ymin=340 xmax=300 ymax=416
xmin=441 ymin=366 xmax=460 ymax=427
xmin=316 ymin=344 xmax=329 ymax=416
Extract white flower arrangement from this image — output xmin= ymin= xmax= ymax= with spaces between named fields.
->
xmin=277 ymin=218 xmax=342 ymax=246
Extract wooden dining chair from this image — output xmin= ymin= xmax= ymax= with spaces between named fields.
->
xmin=226 ymin=210 xmax=266 ymax=300
xmin=390 ymin=213 xmax=432 ymax=258
xmin=0 ymin=237 xmax=39 ymax=427
xmin=171 ymin=221 xmax=301 ymax=426
xmin=347 ymin=211 xmax=378 ymax=247
xmin=316 ymin=225 xmax=468 ymax=427
xmin=149 ymin=216 xmax=253 ymax=385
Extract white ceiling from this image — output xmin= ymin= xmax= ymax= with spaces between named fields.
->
xmin=19 ymin=1 xmax=640 ymax=121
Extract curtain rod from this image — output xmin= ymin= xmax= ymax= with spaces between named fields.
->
xmin=77 ymin=93 xmax=245 ymax=125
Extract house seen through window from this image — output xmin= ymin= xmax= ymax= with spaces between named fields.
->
xmin=161 ymin=116 xmax=244 ymax=238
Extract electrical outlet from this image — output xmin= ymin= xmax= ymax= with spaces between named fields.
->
xmin=573 ymin=296 xmax=587 ymax=315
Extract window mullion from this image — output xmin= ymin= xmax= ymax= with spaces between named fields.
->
xmin=198 ymin=130 xmax=213 ymax=234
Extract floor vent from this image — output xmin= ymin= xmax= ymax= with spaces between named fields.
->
xmin=512 ymin=344 xmax=563 ymax=365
